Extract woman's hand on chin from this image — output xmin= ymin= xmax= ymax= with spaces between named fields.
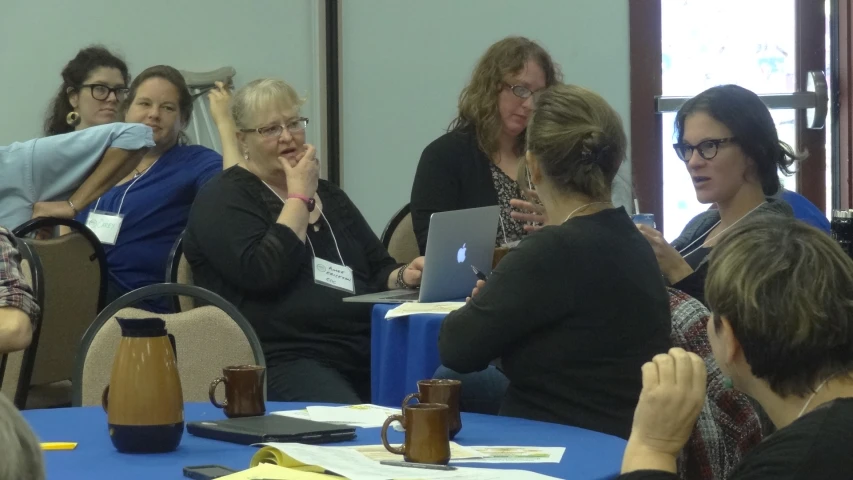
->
xmin=282 ymin=144 xmax=319 ymax=198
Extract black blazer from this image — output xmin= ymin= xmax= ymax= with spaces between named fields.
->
xmin=410 ymin=128 xmax=499 ymax=254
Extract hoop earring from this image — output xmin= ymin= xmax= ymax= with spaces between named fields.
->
xmin=66 ymin=111 xmax=81 ymax=127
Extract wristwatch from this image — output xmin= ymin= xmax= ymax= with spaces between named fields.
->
xmin=287 ymin=193 xmax=316 ymax=212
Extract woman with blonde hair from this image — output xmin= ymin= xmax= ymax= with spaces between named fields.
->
xmin=410 ymin=36 xmax=560 ymax=254
xmin=184 ymin=79 xmax=424 ymax=402
xmin=438 ymin=84 xmax=670 ymax=438
xmin=621 ymin=217 xmax=853 ymax=479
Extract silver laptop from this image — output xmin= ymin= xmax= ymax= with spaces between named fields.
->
xmin=344 ymin=205 xmax=500 ymax=304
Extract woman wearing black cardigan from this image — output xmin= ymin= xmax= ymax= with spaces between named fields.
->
xmin=621 ymin=218 xmax=853 ymax=479
xmin=439 ymin=84 xmax=671 ymax=439
xmin=184 ymin=78 xmax=424 ymax=403
xmin=410 ymin=36 xmax=561 ymax=254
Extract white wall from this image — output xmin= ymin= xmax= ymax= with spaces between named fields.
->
xmin=341 ymin=0 xmax=633 ymax=233
xmin=0 ymin=0 xmax=327 ymax=167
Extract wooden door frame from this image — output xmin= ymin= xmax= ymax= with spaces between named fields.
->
xmin=796 ymin=0 xmax=828 ymax=211
xmin=837 ymin=0 xmax=853 ymax=208
xmin=629 ymin=0 xmax=664 ymax=229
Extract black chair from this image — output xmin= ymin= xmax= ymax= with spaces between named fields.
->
xmin=73 ymin=283 xmax=266 ymax=406
xmin=0 ymin=239 xmax=45 ymax=408
xmin=165 ymin=232 xmax=195 ymax=312
xmin=13 ymin=217 xmax=107 ymax=311
xmin=380 ymin=204 xmax=419 ymax=263
xmin=12 ymin=218 xmax=108 ymax=408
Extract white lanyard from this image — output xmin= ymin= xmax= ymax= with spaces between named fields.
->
xmin=92 ymin=158 xmax=160 ymax=215
xmin=678 ymin=202 xmax=767 ymax=260
xmin=262 ymin=182 xmax=345 ymax=266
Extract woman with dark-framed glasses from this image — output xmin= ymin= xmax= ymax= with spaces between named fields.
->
xmin=411 ymin=36 xmax=561 ymax=414
xmin=184 ymin=78 xmax=425 ymax=402
xmin=636 ymin=85 xmax=797 ymax=306
xmin=410 ymin=36 xmax=562 ymax=255
xmin=44 ymin=45 xmax=131 ymax=136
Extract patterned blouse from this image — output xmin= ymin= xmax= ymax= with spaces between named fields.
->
xmin=489 ymin=163 xmax=526 ymax=247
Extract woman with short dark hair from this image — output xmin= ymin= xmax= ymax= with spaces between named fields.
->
xmin=621 ymin=217 xmax=853 ymax=479
xmin=637 ymin=85 xmax=797 ymax=305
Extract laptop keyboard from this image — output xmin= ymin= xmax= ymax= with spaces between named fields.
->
xmin=389 ymin=291 xmax=421 ymax=301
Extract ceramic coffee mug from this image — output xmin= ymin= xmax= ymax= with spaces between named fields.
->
xmin=402 ymin=379 xmax=462 ymax=439
xmin=209 ymin=365 xmax=266 ymax=418
xmin=492 ymin=246 xmax=510 ymax=268
xmin=381 ymin=403 xmax=450 ymax=465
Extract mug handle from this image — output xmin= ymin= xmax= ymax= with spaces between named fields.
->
xmin=209 ymin=377 xmax=227 ymax=408
xmin=101 ymin=385 xmax=109 ymax=412
xmin=381 ymin=414 xmax=406 ymax=455
xmin=401 ymin=392 xmax=421 ymax=410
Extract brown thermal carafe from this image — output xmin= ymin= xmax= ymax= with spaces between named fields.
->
xmin=102 ymin=317 xmax=184 ymax=453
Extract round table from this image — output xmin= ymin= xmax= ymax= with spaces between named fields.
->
xmin=25 ymin=402 xmax=625 ymax=479
xmin=371 ymin=303 xmax=445 ymax=406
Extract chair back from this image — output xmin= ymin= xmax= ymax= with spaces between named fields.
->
xmin=668 ymin=288 xmax=764 ymax=480
xmin=13 ymin=219 xmax=106 ymax=390
xmin=380 ymin=204 xmax=419 ymax=263
xmin=166 ymin=233 xmax=195 ymax=312
xmin=0 ymin=240 xmax=44 ymax=408
xmin=73 ymin=283 xmax=265 ymax=407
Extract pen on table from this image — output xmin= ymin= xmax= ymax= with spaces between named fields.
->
xmin=40 ymin=442 xmax=77 ymax=450
xmin=470 ymin=265 xmax=488 ymax=282
xmin=379 ymin=460 xmax=457 ymax=471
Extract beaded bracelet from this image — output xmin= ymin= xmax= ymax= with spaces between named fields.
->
xmin=396 ymin=263 xmax=414 ymax=289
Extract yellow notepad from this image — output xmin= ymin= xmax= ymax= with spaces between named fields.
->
xmin=219 ymin=463 xmax=338 ymax=480
xmin=251 ymin=446 xmax=328 ymax=473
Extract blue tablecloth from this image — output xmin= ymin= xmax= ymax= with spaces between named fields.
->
xmin=371 ymin=303 xmax=447 ymax=407
xmin=25 ymin=402 xmax=625 ymax=479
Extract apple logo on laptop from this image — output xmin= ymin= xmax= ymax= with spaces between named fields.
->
xmin=456 ymin=243 xmax=467 ymax=263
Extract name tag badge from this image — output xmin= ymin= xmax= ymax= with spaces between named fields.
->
xmin=313 ymin=257 xmax=355 ymax=294
xmin=85 ymin=210 xmax=124 ymax=245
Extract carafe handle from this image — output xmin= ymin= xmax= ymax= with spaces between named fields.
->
xmin=101 ymin=385 xmax=109 ymax=412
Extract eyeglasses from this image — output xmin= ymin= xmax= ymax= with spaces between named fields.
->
xmin=505 ymin=83 xmax=537 ymax=99
xmin=673 ymin=137 xmax=736 ymax=162
xmin=241 ymin=117 xmax=309 ymax=138
xmin=81 ymin=84 xmax=129 ymax=102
